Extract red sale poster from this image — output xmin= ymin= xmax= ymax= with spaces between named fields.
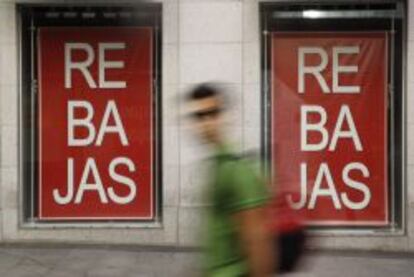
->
xmin=271 ymin=32 xmax=388 ymax=226
xmin=38 ymin=27 xmax=154 ymax=220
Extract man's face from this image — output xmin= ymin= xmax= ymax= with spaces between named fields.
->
xmin=187 ymin=96 xmax=223 ymax=144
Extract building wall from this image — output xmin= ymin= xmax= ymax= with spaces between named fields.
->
xmin=0 ymin=0 xmax=413 ymax=251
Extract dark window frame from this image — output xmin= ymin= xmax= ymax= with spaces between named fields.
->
xmin=260 ymin=1 xmax=406 ymax=232
xmin=18 ymin=4 xmax=163 ymax=226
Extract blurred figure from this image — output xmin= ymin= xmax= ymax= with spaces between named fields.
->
xmin=185 ymin=83 xmax=274 ymax=277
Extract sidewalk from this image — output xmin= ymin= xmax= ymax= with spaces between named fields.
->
xmin=0 ymin=244 xmax=414 ymax=277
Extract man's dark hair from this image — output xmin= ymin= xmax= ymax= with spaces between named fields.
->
xmin=185 ymin=83 xmax=228 ymax=111
xmin=186 ymin=83 xmax=220 ymax=101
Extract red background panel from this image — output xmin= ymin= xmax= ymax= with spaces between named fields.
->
xmin=271 ymin=32 xmax=388 ymax=225
xmin=38 ymin=27 xmax=154 ymax=220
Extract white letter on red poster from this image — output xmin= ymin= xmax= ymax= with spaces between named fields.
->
xmin=108 ymin=157 xmax=137 ymax=204
xmin=301 ymin=105 xmax=329 ymax=151
xmin=96 ymin=100 xmax=129 ymax=146
xmin=65 ymin=43 xmax=97 ymax=89
xmin=341 ymin=162 xmax=371 ymax=210
xmin=308 ymin=163 xmax=342 ymax=210
xmin=329 ymin=105 xmax=363 ymax=151
xmin=68 ymin=101 xmax=96 ymax=146
xmin=332 ymin=46 xmax=360 ymax=94
xmin=298 ymin=47 xmax=330 ymax=94
xmin=74 ymin=158 xmax=109 ymax=204
xmin=99 ymin=43 xmax=127 ymax=89
xmin=53 ymin=158 xmax=75 ymax=205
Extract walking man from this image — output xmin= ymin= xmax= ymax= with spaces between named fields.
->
xmin=186 ymin=83 xmax=274 ymax=277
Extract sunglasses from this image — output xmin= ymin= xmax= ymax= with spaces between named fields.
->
xmin=190 ymin=107 xmax=222 ymax=119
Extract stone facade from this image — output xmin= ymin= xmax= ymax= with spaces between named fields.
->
xmin=0 ymin=0 xmax=413 ymax=251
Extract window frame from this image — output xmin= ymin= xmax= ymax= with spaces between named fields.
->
xmin=260 ymin=1 xmax=407 ymax=234
xmin=18 ymin=3 xmax=163 ymax=228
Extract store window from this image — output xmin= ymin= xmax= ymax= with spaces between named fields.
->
xmin=19 ymin=4 xmax=162 ymax=225
xmin=261 ymin=1 xmax=405 ymax=231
